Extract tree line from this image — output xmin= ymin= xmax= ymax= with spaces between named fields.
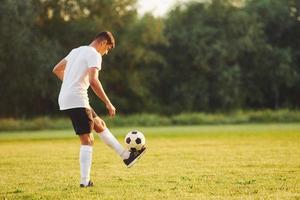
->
xmin=0 ymin=0 xmax=299 ymax=118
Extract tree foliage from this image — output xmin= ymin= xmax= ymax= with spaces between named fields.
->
xmin=0 ymin=0 xmax=299 ymax=117
xmin=158 ymin=0 xmax=299 ymax=113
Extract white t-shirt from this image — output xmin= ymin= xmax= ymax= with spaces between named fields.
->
xmin=58 ymin=46 xmax=102 ymax=110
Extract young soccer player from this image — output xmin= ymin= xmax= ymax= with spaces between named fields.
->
xmin=52 ymin=31 xmax=146 ymax=187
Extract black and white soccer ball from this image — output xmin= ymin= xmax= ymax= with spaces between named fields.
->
xmin=124 ymin=130 xmax=146 ymax=151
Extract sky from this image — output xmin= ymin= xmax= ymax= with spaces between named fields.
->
xmin=137 ymin=0 xmax=194 ymax=17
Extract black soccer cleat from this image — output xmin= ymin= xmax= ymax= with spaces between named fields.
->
xmin=80 ymin=180 xmax=94 ymax=188
xmin=123 ymin=147 xmax=146 ymax=168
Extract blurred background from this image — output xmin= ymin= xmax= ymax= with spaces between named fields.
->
xmin=0 ymin=0 xmax=300 ymax=130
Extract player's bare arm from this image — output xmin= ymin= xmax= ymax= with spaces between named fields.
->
xmin=52 ymin=59 xmax=67 ymax=81
xmin=88 ymin=67 xmax=116 ymax=117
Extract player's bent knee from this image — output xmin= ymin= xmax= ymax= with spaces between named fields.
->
xmin=94 ymin=117 xmax=107 ymax=133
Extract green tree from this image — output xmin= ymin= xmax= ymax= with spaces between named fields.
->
xmin=100 ymin=14 xmax=167 ymax=113
xmin=158 ymin=0 xmax=299 ymax=113
xmin=0 ymin=0 xmax=61 ymax=117
xmin=160 ymin=1 xmax=258 ymax=113
xmin=244 ymin=0 xmax=298 ymax=108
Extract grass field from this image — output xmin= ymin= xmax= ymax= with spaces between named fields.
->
xmin=0 ymin=124 xmax=299 ymax=200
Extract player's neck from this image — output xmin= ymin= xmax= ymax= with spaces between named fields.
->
xmin=89 ymin=42 xmax=101 ymax=53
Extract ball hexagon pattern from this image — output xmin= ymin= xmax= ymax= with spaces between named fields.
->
xmin=124 ymin=130 xmax=146 ymax=151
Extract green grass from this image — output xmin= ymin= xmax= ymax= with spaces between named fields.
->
xmin=0 ymin=124 xmax=299 ymax=199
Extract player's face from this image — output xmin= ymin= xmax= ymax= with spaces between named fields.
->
xmin=104 ymin=44 xmax=113 ymax=55
xmin=99 ymin=41 xmax=113 ymax=56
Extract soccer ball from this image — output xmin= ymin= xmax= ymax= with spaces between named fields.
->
xmin=124 ymin=130 xmax=146 ymax=151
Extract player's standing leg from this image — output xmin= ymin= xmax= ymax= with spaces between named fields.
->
xmin=79 ymin=133 xmax=94 ymax=187
xmin=65 ymin=108 xmax=95 ymax=187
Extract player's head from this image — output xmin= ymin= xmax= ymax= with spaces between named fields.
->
xmin=93 ymin=31 xmax=115 ymax=56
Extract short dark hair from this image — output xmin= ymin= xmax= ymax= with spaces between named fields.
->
xmin=95 ymin=31 xmax=115 ymax=48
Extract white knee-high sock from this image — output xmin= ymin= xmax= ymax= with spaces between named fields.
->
xmin=80 ymin=145 xmax=93 ymax=185
xmin=98 ymin=128 xmax=129 ymax=159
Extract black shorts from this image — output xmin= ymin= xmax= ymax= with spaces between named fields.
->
xmin=64 ymin=107 xmax=98 ymax=135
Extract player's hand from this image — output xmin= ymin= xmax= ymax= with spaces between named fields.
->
xmin=106 ymin=102 xmax=116 ymax=117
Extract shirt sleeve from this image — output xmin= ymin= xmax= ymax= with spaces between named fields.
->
xmin=87 ymin=51 xmax=102 ymax=70
xmin=64 ymin=50 xmax=73 ymax=62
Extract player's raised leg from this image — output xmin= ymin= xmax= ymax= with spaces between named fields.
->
xmin=93 ymin=115 xmax=146 ymax=167
xmin=93 ymin=116 xmax=129 ymax=158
